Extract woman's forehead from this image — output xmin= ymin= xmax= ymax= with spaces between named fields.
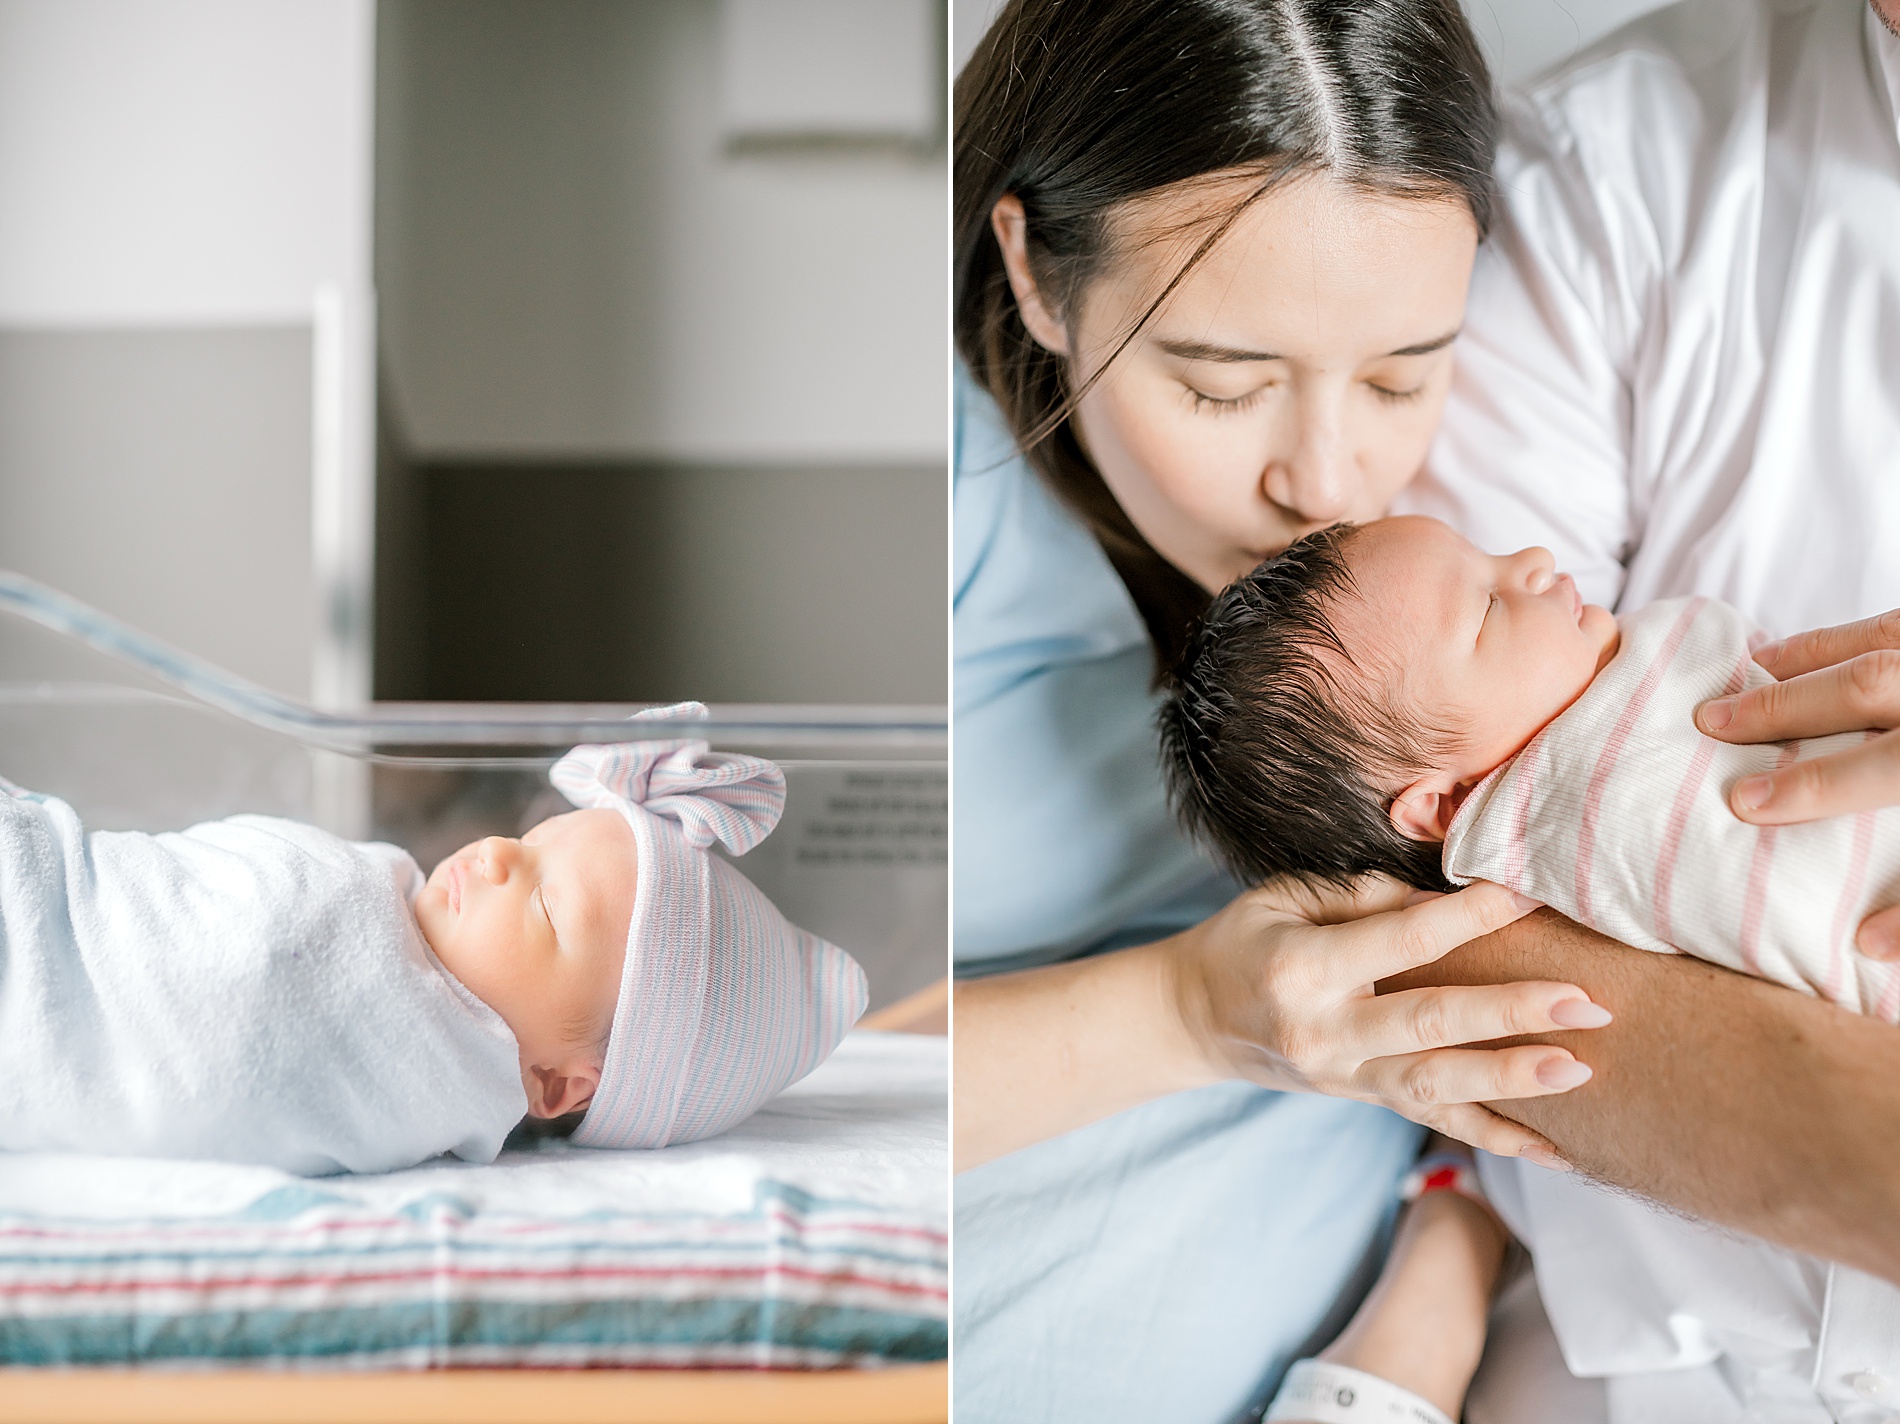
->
xmin=1098 ymin=170 xmax=1477 ymax=353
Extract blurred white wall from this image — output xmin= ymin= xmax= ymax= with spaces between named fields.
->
xmin=0 ymin=0 xmax=371 ymax=325
xmin=379 ymin=0 xmax=946 ymax=465
xmin=1460 ymin=0 xmax=1677 ymax=84
xmin=954 ymin=0 xmax=1676 ymax=87
xmin=0 ymin=0 xmax=375 ymax=708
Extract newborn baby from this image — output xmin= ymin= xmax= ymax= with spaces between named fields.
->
xmin=0 ymin=707 xmax=866 ymax=1175
xmin=1162 ymin=515 xmax=1900 ymax=1022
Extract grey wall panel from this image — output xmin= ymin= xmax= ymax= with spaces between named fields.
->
xmin=376 ymin=0 xmax=945 ymax=464
xmin=393 ymin=462 xmax=946 ymax=706
xmin=0 ymin=328 xmax=314 ymax=698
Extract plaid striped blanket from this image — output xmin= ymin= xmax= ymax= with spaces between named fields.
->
xmin=0 ymin=1033 xmax=945 ymax=1368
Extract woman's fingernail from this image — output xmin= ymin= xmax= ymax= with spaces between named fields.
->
xmin=1858 ymin=922 xmax=1900 ymax=962
xmin=1735 ymin=776 xmax=1774 ymax=811
xmin=1754 ymin=638 xmax=1785 ymax=666
xmin=1519 ymin=1144 xmax=1573 ymax=1173
xmin=1508 ymin=890 xmax=1542 ymax=911
xmin=1699 ymin=698 xmax=1736 ymax=731
xmin=1549 ymin=998 xmax=1613 ymax=1029
xmin=1534 ymin=1056 xmax=1593 ymax=1091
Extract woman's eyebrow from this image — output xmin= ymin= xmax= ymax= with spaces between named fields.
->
xmin=1157 ymin=329 xmax=1461 ymax=363
xmin=1157 ymin=338 xmax=1280 ymax=363
xmin=1387 ymin=329 xmax=1461 ymax=357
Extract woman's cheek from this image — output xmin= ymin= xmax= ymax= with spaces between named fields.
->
xmin=1359 ymin=420 xmax=1441 ymax=514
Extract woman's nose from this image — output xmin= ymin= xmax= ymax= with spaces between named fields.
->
xmin=1260 ymin=395 xmax=1354 ymax=524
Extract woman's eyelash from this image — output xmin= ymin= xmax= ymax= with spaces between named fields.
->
xmin=1188 ymin=387 xmax=1266 ymax=414
xmin=1367 ymin=381 xmax=1426 ymax=404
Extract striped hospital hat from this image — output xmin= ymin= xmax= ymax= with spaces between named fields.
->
xmin=548 ymin=705 xmax=867 ymax=1150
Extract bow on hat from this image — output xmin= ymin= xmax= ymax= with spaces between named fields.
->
xmin=548 ymin=702 xmax=785 ymax=854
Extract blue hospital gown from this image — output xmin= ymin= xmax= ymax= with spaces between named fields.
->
xmin=952 ymin=370 xmax=1423 ymax=1424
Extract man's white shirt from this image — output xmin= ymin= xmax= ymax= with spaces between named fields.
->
xmin=1399 ymin=0 xmax=1900 ymax=1419
xmin=1411 ymin=0 xmax=1900 ymax=637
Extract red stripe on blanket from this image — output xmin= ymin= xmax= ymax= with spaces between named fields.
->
xmin=1502 ymin=736 xmax=1539 ymax=891
xmin=0 ymin=1262 xmax=949 ymax=1301
xmin=1575 ymin=600 xmax=1704 ymax=928
xmin=1654 ymin=650 xmax=1752 ymax=945
xmin=1737 ymin=742 xmax=1803 ymax=977
xmin=1825 ymin=731 xmax=1882 ymax=1008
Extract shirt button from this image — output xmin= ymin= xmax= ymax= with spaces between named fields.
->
xmin=1848 ymin=1371 xmax=1890 ymax=1398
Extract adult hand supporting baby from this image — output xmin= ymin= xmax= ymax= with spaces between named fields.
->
xmin=1695 ymin=608 xmax=1900 ymax=957
xmin=1176 ymin=878 xmax=1610 ymax=1164
xmin=953 ymin=879 xmax=1610 ymax=1173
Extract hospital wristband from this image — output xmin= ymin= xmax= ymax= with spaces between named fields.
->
xmin=1399 ymin=1152 xmax=1488 ymax=1212
xmin=1263 ymin=1360 xmax=1455 ymax=1424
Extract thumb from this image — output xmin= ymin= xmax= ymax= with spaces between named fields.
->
xmin=1857 ymin=904 xmax=1900 ymax=962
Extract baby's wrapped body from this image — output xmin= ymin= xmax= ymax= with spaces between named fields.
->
xmin=0 ymin=777 xmax=527 ymax=1175
xmin=1446 ymin=596 xmax=1900 ymax=1021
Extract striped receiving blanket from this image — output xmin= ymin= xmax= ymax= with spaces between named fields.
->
xmin=0 ymin=1031 xmax=945 ymax=1368
xmin=1445 ymin=596 xmax=1900 ymax=1021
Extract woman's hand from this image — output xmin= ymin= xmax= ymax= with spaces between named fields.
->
xmin=1171 ymin=877 xmax=1612 ymax=1163
xmin=1695 ymin=609 xmax=1900 ymax=956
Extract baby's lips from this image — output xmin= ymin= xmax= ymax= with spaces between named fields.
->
xmin=1549 ymin=997 xmax=1613 ymax=1029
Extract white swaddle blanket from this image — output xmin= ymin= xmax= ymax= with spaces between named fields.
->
xmin=0 ymin=778 xmax=527 ymax=1175
xmin=1444 ymin=596 xmax=1900 ymax=1022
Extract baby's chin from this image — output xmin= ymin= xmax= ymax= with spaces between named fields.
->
xmin=1582 ymin=603 xmax=1621 ymax=668
xmin=411 ymin=879 xmax=455 ymax=959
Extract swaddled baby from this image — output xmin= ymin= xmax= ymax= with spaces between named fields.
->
xmin=0 ymin=705 xmax=867 ymax=1175
xmin=1162 ymin=515 xmax=1900 ymax=1021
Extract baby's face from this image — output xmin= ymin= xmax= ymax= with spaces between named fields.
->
xmin=1332 ymin=517 xmax=1620 ymax=824
xmin=414 ymin=808 xmax=638 ymax=1117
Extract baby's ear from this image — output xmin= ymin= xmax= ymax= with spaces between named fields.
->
xmin=1389 ymin=777 xmax=1462 ymax=843
xmin=525 ymin=1061 xmax=601 ymax=1119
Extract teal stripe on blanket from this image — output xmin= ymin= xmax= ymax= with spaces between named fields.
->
xmin=0 ymin=1298 xmax=948 ymax=1365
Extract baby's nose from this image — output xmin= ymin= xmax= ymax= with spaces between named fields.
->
xmin=478 ymin=837 xmax=518 ymax=881
xmin=1509 ymin=545 xmax=1557 ymax=592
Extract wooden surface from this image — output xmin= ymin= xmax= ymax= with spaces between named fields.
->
xmin=0 ymin=1362 xmax=949 ymax=1424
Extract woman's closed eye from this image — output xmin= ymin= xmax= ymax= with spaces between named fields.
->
xmin=1187 ymin=384 xmax=1269 ymax=415
xmin=1366 ymin=380 xmax=1426 ymax=404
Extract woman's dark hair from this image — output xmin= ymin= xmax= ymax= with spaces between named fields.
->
xmin=954 ymin=0 xmax=1497 ymax=674
xmin=1158 ymin=523 xmax=1455 ymax=892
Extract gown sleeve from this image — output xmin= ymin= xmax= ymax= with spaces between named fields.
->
xmin=952 ymin=370 xmax=1231 ymax=968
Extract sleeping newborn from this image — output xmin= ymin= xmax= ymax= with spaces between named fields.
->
xmin=0 ymin=705 xmax=866 ymax=1175
xmin=1161 ymin=515 xmax=1900 ymax=1021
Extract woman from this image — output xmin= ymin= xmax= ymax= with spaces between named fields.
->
xmin=954 ymin=6 xmax=1601 ymax=1421
xmin=953 ymin=2 xmax=1900 ymax=1421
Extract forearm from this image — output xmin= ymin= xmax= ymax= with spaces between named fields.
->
xmin=1310 ymin=1191 xmax=1506 ymax=1420
xmin=953 ymin=935 xmax=1216 ymax=1172
xmin=1385 ymin=910 xmax=1900 ymax=1281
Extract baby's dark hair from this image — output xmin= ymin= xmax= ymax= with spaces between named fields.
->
xmin=1159 ymin=523 xmax=1457 ymax=893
